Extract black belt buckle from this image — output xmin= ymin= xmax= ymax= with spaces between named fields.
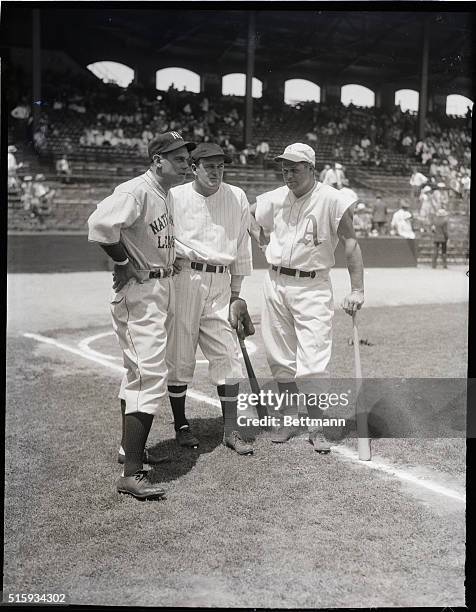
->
xmin=149 ymin=268 xmax=171 ymax=279
xmin=192 ymin=261 xmax=226 ymax=273
xmin=273 ymin=265 xmax=316 ymax=279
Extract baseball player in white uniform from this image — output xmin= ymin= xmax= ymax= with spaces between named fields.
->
xmin=166 ymin=142 xmax=255 ymax=455
xmin=88 ymin=132 xmax=196 ymax=500
xmin=253 ymin=143 xmax=364 ymax=451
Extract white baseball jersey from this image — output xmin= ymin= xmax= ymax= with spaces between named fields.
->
xmin=87 ymin=169 xmax=175 ymax=416
xmin=88 ymin=169 xmax=175 ymax=272
xmin=168 ymin=181 xmax=252 ymax=274
xmin=166 ymin=181 xmax=252 ymax=387
xmin=255 ymin=182 xmax=357 ymax=271
xmin=255 ymin=181 xmax=357 ymax=381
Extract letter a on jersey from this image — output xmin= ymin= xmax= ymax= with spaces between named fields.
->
xmin=297 ymin=214 xmax=323 ymax=247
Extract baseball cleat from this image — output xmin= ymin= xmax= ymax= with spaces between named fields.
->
xmin=176 ymin=426 xmax=199 ymax=448
xmin=117 ymin=448 xmax=169 ymax=465
xmin=308 ymin=430 xmax=331 ymax=454
xmin=223 ymin=431 xmax=254 ymax=455
xmin=270 ymin=424 xmax=302 ymax=443
xmin=116 ymin=470 xmax=166 ymax=500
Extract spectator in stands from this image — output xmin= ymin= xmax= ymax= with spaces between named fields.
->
xmin=11 ymin=103 xmax=31 ymax=120
xmin=319 ymin=164 xmax=331 ymax=182
xmin=56 ymin=155 xmax=72 ymax=184
xmin=391 ymin=199 xmax=415 ymax=239
xmin=141 ymin=125 xmax=154 ymax=144
xmin=371 ymin=194 xmax=388 ymax=235
xmin=333 ymin=143 xmax=344 ymax=160
xmin=239 ymin=143 xmax=255 ymax=166
xmin=20 ymin=175 xmax=34 ymax=211
xmin=360 ymin=135 xmax=371 ymax=151
xmin=353 ymin=203 xmax=372 ymax=237
xmin=418 ymin=185 xmax=436 ymax=231
xmin=256 ymin=140 xmax=270 ymax=169
xmin=305 ymin=130 xmax=318 ymax=143
xmin=460 ymin=169 xmax=471 ymax=209
xmin=335 ymin=162 xmax=345 ymax=189
xmin=432 ymin=182 xmax=449 ymax=212
xmin=30 ymin=174 xmax=54 ymax=227
xmin=350 ymin=144 xmax=362 ymax=163
xmin=431 ymin=208 xmax=449 ymax=269
xmin=401 ymin=134 xmax=413 ymax=155
xmin=323 ymin=162 xmax=345 ymax=189
xmin=8 ymin=145 xmax=22 ymax=194
xmin=409 ymin=167 xmax=428 ymax=200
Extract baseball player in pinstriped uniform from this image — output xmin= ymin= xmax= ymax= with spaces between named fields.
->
xmin=166 ymin=142 xmax=255 ymax=455
xmin=88 ymin=132 xmax=196 ymax=500
xmin=253 ymin=143 xmax=364 ymax=451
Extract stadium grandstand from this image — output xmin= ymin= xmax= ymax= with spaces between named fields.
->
xmin=4 ymin=7 xmax=472 ymax=265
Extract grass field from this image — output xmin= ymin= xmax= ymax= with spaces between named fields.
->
xmin=4 ymin=289 xmax=467 ymax=607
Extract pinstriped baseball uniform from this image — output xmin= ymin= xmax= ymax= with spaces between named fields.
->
xmin=166 ymin=181 xmax=252 ymax=386
xmin=255 ymin=181 xmax=357 ymax=381
xmin=88 ymin=169 xmax=175 ymax=415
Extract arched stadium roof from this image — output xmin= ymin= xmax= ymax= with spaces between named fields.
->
xmin=1 ymin=6 xmax=473 ymax=96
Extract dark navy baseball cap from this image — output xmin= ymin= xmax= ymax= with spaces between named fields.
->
xmin=148 ymin=132 xmax=196 ymax=159
xmin=191 ymin=143 xmax=232 ymax=164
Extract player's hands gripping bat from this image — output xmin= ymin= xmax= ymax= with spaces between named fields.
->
xmin=229 ymin=297 xmax=255 ymax=340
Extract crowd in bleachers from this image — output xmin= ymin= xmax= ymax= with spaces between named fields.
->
xmin=8 ymin=69 xmax=471 ymax=182
xmin=8 ymin=143 xmax=55 ymax=227
xmin=8 ymin=69 xmax=471 ymax=231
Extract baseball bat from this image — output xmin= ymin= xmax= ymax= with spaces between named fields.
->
xmin=353 ymin=311 xmax=371 ymax=461
xmin=238 ymin=335 xmax=269 ymax=422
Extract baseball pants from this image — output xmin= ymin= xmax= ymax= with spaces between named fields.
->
xmin=112 ymin=277 xmax=174 ymax=416
xmin=261 ymin=268 xmax=334 ymax=381
xmin=167 ymin=263 xmax=242 ymax=386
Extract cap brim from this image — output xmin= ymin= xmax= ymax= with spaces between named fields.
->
xmin=161 ymin=140 xmax=196 ymax=153
xmin=192 ymin=152 xmax=232 ymax=164
xmin=274 ymin=153 xmax=314 ymax=165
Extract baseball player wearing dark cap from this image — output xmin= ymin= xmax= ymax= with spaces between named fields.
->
xmin=166 ymin=143 xmax=255 ymax=454
xmin=253 ymin=143 xmax=364 ymax=451
xmin=88 ymin=131 xmax=195 ymax=500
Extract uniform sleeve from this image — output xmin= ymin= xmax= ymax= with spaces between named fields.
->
xmin=255 ymin=191 xmax=274 ymax=232
xmin=230 ymin=191 xmax=253 ymax=276
xmin=88 ymin=190 xmax=142 ymax=244
xmin=332 ymin=189 xmax=358 ymax=234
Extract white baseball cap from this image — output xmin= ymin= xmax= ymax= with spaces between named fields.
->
xmin=422 ymin=185 xmax=432 ymax=193
xmin=335 ymin=163 xmax=343 ymax=169
xmin=274 ymin=143 xmax=315 ymax=167
xmin=356 ymin=202 xmax=366 ymax=211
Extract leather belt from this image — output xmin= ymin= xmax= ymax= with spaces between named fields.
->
xmin=149 ymin=268 xmax=173 ymax=279
xmin=191 ymin=261 xmax=228 ymax=273
xmin=271 ymin=265 xmax=317 ymax=279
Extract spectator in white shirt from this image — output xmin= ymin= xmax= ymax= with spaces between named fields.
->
xmin=409 ymin=168 xmax=428 ymax=199
xmin=391 ymin=199 xmax=415 ymax=239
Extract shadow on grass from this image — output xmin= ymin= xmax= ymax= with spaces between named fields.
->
xmin=146 ymin=417 xmax=260 ymax=484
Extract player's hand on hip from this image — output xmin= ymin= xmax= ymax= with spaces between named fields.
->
xmin=341 ymin=290 xmax=364 ymax=316
xmin=112 ymin=262 xmax=142 ymax=291
xmin=229 ymin=297 xmax=255 ymax=339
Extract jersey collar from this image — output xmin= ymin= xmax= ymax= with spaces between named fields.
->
xmin=144 ymin=169 xmax=167 ymax=197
